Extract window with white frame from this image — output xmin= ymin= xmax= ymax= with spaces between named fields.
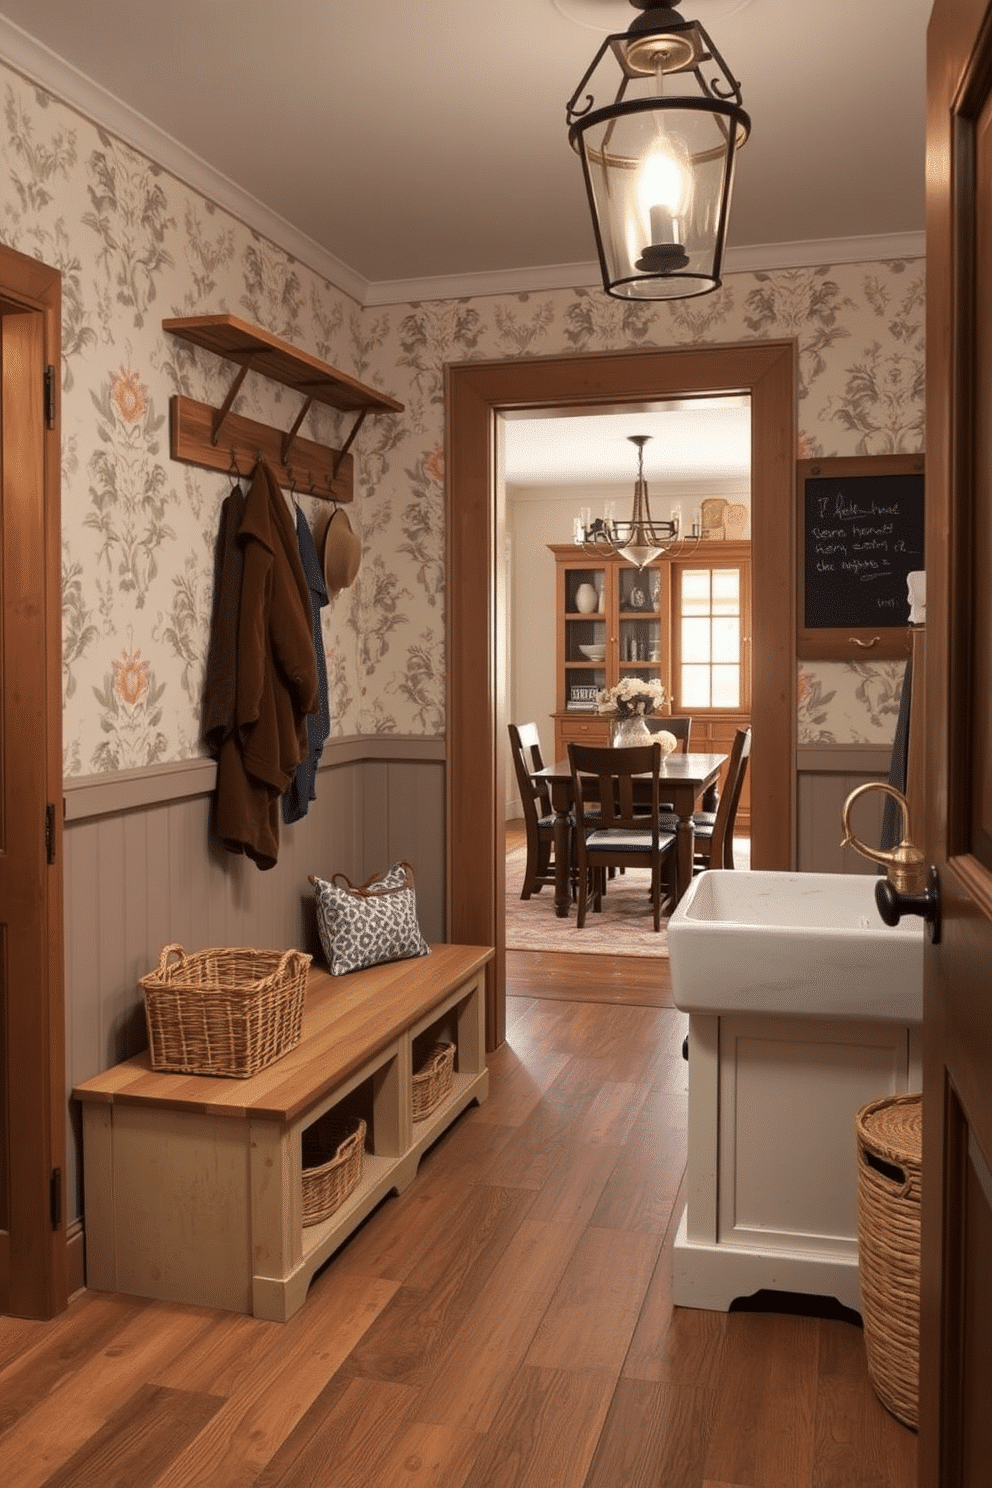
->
xmin=676 ymin=565 xmax=745 ymax=709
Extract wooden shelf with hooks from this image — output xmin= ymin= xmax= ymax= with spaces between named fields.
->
xmin=163 ymin=314 xmax=404 ymax=502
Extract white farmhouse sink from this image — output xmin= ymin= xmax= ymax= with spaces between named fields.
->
xmin=668 ymin=870 xmax=923 ymax=1023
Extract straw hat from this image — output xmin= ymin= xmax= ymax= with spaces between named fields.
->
xmin=320 ymin=507 xmax=361 ymax=598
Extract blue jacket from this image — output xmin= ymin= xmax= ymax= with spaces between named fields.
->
xmin=283 ymin=504 xmax=330 ymax=822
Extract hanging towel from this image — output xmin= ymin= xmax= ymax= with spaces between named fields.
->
xmin=283 ymin=505 xmax=330 ymax=823
xmin=879 ymin=654 xmax=912 ymax=855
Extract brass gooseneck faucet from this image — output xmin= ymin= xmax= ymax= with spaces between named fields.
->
xmin=840 ymin=782 xmax=927 ymax=894
xmin=840 ymin=781 xmax=940 ymax=942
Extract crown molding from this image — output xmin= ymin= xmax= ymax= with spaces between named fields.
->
xmin=0 ymin=15 xmax=925 ymax=313
xmin=368 ymin=231 xmax=926 ymax=305
xmin=723 ymin=232 xmax=926 ymax=275
xmin=0 ymin=15 xmax=369 ymax=306
xmin=363 ymin=260 xmax=601 ymax=306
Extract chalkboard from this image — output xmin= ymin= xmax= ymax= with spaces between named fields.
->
xmin=798 ymin=454 xmax=924 ymax=660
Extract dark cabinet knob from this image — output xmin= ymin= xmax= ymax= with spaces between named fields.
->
xmin=875 ymin=866 xmax=941 ymax=944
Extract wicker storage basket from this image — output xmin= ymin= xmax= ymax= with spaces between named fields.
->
xmin=140 ymin=943 xmax=311 ymax=1078
xmin=412 ymin=1042 xmax=455 ymax=1121
xmin=856 ymin=1092 xmax=923 ymax=1431
xmin=301 ymin=1115 xmax=366 ymax=1227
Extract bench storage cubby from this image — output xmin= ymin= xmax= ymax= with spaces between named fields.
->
xmin=73 ymin=944 xmax=492 ymax=1321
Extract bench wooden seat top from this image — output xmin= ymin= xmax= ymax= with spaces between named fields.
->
xmin=73 ymin=942 xmax=493 ymax=1125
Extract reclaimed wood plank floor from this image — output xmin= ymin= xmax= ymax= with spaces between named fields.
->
xmin=0 ymin=958 xmax=917 ymax=1486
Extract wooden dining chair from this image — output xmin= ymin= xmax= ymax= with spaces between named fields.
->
xmin=567 ymin=741 xmax=677 ymax=931
xmin=508 ymin=722 xmax=564 ymax=899
xmin=692 ymin=726 xmax=751 ymax=871
xmin=653 ymin=714 xmax=692 ymax=751
xmin=614 ymin=717 xmax=691 ymax=875
xmin=647 ymin=715 xmax=692 ymax=818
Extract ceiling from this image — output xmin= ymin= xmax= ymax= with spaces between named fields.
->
xmin=0 ymin=0 xmax=930 ymax=301
xmin=0 ymin=0 xmax=930 ymax=487
xmin=502 ymin=397 xmax=752 ymax=490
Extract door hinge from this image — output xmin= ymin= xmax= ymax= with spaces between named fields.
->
xmin=50 ymin=1167 xmax=62 ymax=1230
xmin=45 ymin=802 xmax=56 ymax=864
xmin=44 ymin=365 xmax=56 ymax=429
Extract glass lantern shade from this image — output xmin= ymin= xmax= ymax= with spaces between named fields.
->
xmin=567 ymin=5 xmax=750 ymax=301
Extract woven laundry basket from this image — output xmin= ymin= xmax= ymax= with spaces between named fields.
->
xmin=140 ymin=943 xmax=311 ymax=1078
xmin=856 ymin=1092 xmax=922 ymax=1430
xmin=301 ymin=1115 xmax=366 ymax=1227
xmin=412 ymin=1042 xmax=455 ymax=1122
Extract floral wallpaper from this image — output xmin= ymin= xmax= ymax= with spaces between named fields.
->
xmin=0 ymin=63 xmax=924 ymax=775
xmin=797 ymin=660 xmax=906 ymax=745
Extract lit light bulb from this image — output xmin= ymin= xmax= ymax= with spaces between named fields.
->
xmin=635 ymin=133 xmax=692 ymax=274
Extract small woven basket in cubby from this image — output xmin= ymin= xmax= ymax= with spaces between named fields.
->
xmin=412 ymin=1042 xmax=455 ymax=1122
xmin=301 ymin=1115 xmax=366 ymax=1227
xmin=140 ymin=943 xmax=311 ymax=1079
xmin=855 ymin=1091 xmax=923 ymax=1431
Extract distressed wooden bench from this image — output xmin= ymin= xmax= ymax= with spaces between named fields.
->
xmin=73 ymin=943 xmax=492 ymax=1321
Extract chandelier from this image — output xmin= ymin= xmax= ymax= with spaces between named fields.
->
xmin=578 ymin=434 xmax=700 ymax=567
xmin=566 ymin=0 xmax=750 ymax=300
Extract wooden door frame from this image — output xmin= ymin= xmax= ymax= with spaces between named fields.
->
xmin=446 ymin=340 xmax=797 ymax=1049
xmin=0 ymin=242 xmax=66 ymax=1317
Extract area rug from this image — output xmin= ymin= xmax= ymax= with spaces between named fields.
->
xmin=504 ymin=843 xmax=669 ymax=959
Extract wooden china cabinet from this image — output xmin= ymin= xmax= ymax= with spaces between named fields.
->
xmin=550 ymin=541 xmax=752 ymax=828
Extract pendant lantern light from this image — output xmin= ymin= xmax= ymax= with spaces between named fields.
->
xmin=566 ymin=0 xmax=750 ymax=300
xmin=579 ymin=434 xmax=700 ymax=569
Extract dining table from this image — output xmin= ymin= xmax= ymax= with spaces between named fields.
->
xmin=532 ymin=751 xmax=728 ymax=917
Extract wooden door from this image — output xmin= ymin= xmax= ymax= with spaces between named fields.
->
xmin=0 ymin=245 xmax=65 ymax=1318
xmin=920 ymin=1 xmax=992 ymax=1478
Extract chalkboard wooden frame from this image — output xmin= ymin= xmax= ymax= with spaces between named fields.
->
xmin=797 ymin=453 xmax=924 ymax=660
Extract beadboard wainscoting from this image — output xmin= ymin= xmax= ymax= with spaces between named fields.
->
xmin=62 ymin=737 xmax=445 ymax=1242
xmin=796 ymin=744 xmax=892 ymax=874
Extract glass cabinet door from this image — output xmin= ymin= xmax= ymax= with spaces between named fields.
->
xmin=562 ymin=563 xmax=607 ymax=713
xmin=617 ymin=562 xmax=665 ymax=687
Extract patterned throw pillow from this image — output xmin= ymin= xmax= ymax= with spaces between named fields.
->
xmin=309 ymin=862 xmax=430 ymax=976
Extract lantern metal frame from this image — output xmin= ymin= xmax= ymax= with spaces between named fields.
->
xmin=566 ymin=0 xmax=750 ymax=300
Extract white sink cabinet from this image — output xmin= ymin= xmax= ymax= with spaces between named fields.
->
xmin=668 ymin=871 xmax=924 ymax=1313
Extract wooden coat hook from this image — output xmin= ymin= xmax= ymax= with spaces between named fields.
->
xmin=163 ymin=314 xmax=403 ymax=503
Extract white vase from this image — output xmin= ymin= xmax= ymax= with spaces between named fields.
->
xmin=611 ymin=715 xmax=651 ymax=746
xmin=574 ymin=582 xmax=598 ymax=614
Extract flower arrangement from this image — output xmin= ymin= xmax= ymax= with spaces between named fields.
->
xmin=596 ymin=677 xmax=667 ymax=718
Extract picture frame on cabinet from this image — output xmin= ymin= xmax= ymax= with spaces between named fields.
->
xmin=567 ymin=684 xmax=599 ymax=710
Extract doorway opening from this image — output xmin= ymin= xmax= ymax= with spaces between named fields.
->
xmin=501 ymin=394 xmax=754 ymax=955
xmin=447 ymin=340 xmax=797 ymax=1049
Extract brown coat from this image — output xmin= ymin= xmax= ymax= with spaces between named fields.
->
xmin=202 ymin=484 xmax=245 ymax=756
xmin=212 ymin=461 xmax=318 ymax=868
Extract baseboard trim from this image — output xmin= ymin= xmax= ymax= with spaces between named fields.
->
xmin=66 ymin=1221 xmax=86 ymax=1301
